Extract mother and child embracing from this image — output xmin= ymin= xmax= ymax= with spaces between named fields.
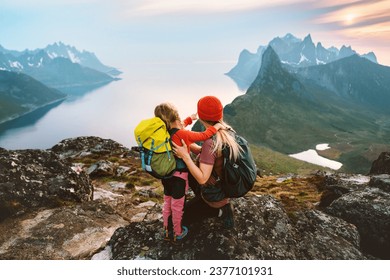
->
xmin=136 ymin=95 xmax=254 ymax=243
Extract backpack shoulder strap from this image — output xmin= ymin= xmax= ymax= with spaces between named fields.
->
xmin=169 ymin=128 xmax=180 ymax=136
xmin=168 ymin=128 xmax=187 ymax=171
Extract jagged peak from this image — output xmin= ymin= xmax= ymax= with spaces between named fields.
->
xmin=251 ymin=46 xmax=286 ymax=89
xmin=256 ymin=45 xmax=266 ymax=54
xmin=46 ymin=41 xmax=79 ymax=52
xmin=240 ymin=48 xmax=252 ymax=55
xmin=340 ymin=45 xmax=353 ymax=51
xmin=362 ymin=51 xmax=377 ymax=63
xmin=303 ymin=34 xmax=313 ymax=43
xmin=47 ymin=41 xmax=63 ymax=48
xmin=282 ymin=33 xmax=301 ymax=42
xmin=261 ymin=46 xmax=281 ymax=68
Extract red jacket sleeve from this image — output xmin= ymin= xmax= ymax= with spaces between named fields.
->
xmin=183 ymin=117 xmax=193 ymax=127
xmin=183 ymin=126 xmax=217 ymax=143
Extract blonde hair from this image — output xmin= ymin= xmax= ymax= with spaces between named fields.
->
xmin=154 ymin=103 xmax=180 ymax=130
xmin=202 ymin=120 xmax=242 ymax=161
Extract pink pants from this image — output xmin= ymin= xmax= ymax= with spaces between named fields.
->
xmin=162 ymin=171 xmax=189 ymax=236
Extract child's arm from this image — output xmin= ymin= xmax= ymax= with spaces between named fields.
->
xmin=182 ymin=117 xmax=192 ymax=127
xmin=184 ymin=123 xmax=222 ymax=143
xmin=182 ymin=113 xmax=197 ymax=127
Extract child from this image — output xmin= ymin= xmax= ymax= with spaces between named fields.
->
xmin=154 ymin=102 xmax=222 ymax=241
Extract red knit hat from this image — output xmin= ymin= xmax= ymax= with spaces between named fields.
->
xmin=197 ymin=96 xmax=223 ymax=121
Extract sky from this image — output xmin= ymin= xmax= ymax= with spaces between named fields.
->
xmin=1 ymin=0 xmax=390 ymax=67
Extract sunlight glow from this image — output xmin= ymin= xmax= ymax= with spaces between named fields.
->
xmin=345 ymin=13 xmax=356 ymax=25
xmin=315 ymin=0 xmax=390 ymax=27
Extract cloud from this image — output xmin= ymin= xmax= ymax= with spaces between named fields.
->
xmin=312 ymin=0 xmax=390 ymax=33
xmin=1 ymin=0 xmax=101 ymax=8
xmin=118 ymin=0 xmax=315 ymax=17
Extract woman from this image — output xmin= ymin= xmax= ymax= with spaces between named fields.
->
xmin=172 ymin=95 xmax=242 ymax=229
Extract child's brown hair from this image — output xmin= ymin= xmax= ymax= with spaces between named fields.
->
xmin=154 ymin=103 xmax=180 ymax=130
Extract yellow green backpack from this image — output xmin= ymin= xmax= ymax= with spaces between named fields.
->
xmin=134 ymin=117 xmax=176 ymax=179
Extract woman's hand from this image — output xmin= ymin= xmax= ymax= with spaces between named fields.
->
xmin=172 ymin=140 xmax=190 ymax=160
xmin=173 ymin=140 xmax=213 ymax=185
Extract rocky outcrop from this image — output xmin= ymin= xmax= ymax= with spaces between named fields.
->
xmin=318 ymin=173 xmax=370 ymax=207
xmin=109 ymin=195 xmax=365 ymax=260
xmin=0 ymin=201 xmax=127 ymax=259
xmin=0 ymin=136 xmax=155 ymax=260
xmin=325 ymin=175 xmax=390 ymax=259
xmin=369 ymin=174 xmax=390 ymax=193
xmin=2 ymin=136 xmax=390 ymax=260
xmin=87 ymin=160 xmax=116 ymax=178
xmin=51 ymin=136 xmax=130 ymax=159
xmin=0 ymin=148 xmax=92 ymax=221
xmin=52 ymin=136 xmax=135 ymax=178
xmin=370 ymin=152 xmax=390 ymax=175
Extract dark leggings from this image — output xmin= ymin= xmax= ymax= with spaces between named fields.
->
xmin=182 ymin=195 xmax=219 ymax=227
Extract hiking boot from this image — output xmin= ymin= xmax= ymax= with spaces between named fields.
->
xmin=173 ymin=226 xmax=188 ymax=242
xmin=162 ymin=226 xmax=173 ymax=241
xmin=221 ymin=203 xmax=235 ymax=229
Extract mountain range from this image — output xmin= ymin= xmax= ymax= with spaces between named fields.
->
xmin=0 ymin=42 xmax=121 ymax=75
xmin=0 ymin=42 xmax=121 ymax=124
xmin=224 ymin=46 xmax=390 ymax=173
xmin=226 ymin=34 xmax=378 ymax=90
xmin=0 ymin=42 xmax=120 ymax=89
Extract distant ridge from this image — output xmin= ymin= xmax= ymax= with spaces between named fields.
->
xmin=226 ymin=33 xmax=378 ymax=90
xmin=0 ymin=42 xmax=121 ymax=124
xmin=224 ymin=46 xmax=390 ymax=173
xmin=0 ymin=42 xmax=121 ymax=89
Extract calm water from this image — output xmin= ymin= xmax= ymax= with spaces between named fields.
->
xmin=0 ymin=62 xmax=242 ymax=150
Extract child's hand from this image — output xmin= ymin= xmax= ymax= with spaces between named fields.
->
xmin=190 ymin=113 xmax=198 ymax=121
xmin=214 ymin=123 xmax=224 ymax=130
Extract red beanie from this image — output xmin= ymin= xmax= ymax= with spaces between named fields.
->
xmin=197 ymin=96 xmax=223 ymax=121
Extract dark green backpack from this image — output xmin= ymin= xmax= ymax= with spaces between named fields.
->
xmin=221 ymin=132 xmax=257 ymax=198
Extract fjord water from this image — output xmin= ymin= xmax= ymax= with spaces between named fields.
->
xmin=0 ymin=62 xmax=242 ymax=150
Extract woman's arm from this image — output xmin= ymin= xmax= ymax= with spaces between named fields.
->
xmin=173 ymin=140 xmax=213 ymax=185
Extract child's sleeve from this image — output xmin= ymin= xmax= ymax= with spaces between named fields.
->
xmin=185 ymin=126 xmax=217 ymax=143
xmin=183 ymin=117 xmax=193 ymax=127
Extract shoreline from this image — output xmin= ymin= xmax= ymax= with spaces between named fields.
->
xmin=0 ymin=97 xmax=67 ymax=126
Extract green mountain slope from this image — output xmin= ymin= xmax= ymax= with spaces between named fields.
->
xmin=23 ymin=56 xmax=115 ymax=89
xmin=224 ymin=47 xmax=390 ymax=173
xmin=297 ymin=54 xmax=390 ymax=114
xmin=0 ymin=70 xmax=66 ymax=123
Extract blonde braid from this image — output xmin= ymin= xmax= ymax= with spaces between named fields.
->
xmin=202 ymin=120 xmax=242 ymax=161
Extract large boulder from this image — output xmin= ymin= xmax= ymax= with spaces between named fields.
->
xmin=369 ymin=152 xmax=390 ymax=175
xmin=51 ymin=136 xmax=130 ymax=159
xmin=369 ymin=174 xmax=390 ymax=193
xmin=318 ymin=173 xmax=370 ymax=207
xmin=294 ymin=210 xmax=363 ymax=259
xmin=108 ymin=195 xmax=365 ymax=260
xmin=326 ymin=177 xmax=390 ymax=259
xmin=0 ymin=148 xmax=93 ymax=221
xmin=0 ymin=201 xmax=127 ymax=259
